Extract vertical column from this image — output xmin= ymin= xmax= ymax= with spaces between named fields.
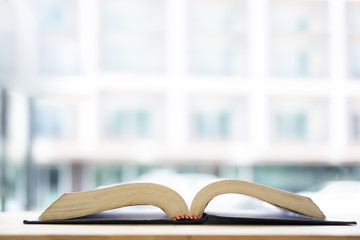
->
xmin=71 ymin=163 xmax=84 ymax=192
xmin=327 ymin=0 xmax=347 ymax=162
xmin=164 ymin=89 xmax=189 ymax=158
xmin=247 ymin=0 xmax=270 ymax=163
xmin=0 ymin=89 xmax=8 ymax=211
xmin=25 ymin=97 xmax=36 ymax=210
xmin=16 ymin=0 xmax=38 ymax=88
xmin=77 ymin=0 xmax=98 ymax=190
xmin=164 ymin=0 xmax=189 ymax=158
xmin=78 ymin=0 xmax=99 ymax=76
xmin=165 ymin=0 xmax=187 ymax=75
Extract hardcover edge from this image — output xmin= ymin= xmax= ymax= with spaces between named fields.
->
xmin=23 ymin=213 xmax=357 ymax=226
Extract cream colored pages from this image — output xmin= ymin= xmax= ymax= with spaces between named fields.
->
xmin=189 ymin=180 xmax=326 ymax=220
xmin=39 ymin=180 xmax=326 ymax=221
xmin=39 ymin=183 xmax=188 ymax=221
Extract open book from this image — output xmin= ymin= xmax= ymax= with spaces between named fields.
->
xmin=25 ymin=180 xmax=356 ymax=225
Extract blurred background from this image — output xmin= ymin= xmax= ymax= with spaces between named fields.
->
xmin=0 ymin=0 xmax=360 ymax=217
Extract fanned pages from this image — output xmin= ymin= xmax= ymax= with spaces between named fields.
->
xmin=39 ymin=183 xmax=188 ymax=221
xmin=38 ymin=179 xmax=326 ymax=221
xmin=189 ymin=180 xmax=325 ymax=220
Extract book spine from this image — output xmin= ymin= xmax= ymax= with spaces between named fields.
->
xmin=173 ymin=215 xmax=200 ymax=220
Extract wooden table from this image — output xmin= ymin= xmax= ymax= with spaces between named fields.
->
xmin=0 ymin=212 xmax=359 ymax=240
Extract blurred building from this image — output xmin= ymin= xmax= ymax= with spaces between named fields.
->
xmin=0 ymin=0 xmax=360 ymax=210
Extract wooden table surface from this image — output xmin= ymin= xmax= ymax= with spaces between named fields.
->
xmin=0 ymin=212 xmax=359 ymax=240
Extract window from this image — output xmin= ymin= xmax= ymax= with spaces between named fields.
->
xmin=348 ymin=99 xmax=360 ymax=143
xmin=269 ymin=0 xmax=328 ymax=78
xmin=33 ymin=101 xmax=77 ymax=139
xmin=105 ymin=108 xmax=151 ymax=139
xmin=101 ymin=94 xmax=163 ymax=141
xmin=349 ymin=99 xmax=360 ymax=142
xmin=193 ymin=109 xmax=232 ymax=139
xmin=347 ymin=2 xmax=360 ymax=79
xmin=351 ymin=113 xmax=360 ymax=141
xmin=271 ymin=98 xmax=328 ymax=143
xmin=32 ymin=0 xmax=80 ymax=74
xmin=188 ymin=0 xmax=248 ymax=75
xmin=190 ymin=97 xmax=247 ymax=141
xmin=0 ymin=0 xmax=16 ymax=73
xmin=100 ymin=0 xmax=165 ymax=72
xmin=34 ymin=106 xmax=64 ymax=138
xmin=275 ymin=111 xmax=308 ymax=140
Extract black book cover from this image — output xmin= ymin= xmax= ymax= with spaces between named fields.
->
xmin=23 ymin=210 xmax=357 ymax=225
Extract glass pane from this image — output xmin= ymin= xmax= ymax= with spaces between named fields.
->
xmin=275 ymin=113 xmax=286 ymax=138
xmin=348 ymin=37 xmax=360 ymax=79
xmin=32 ymin=0 xmax=75 ymax=34
xmin=101 ymin=0 xmax=165 ymax=72
xmin=40 ymin=36 xmax=81 ymax=74
xmin=33 ymin=101 xmax=76 ymax=140
xmin=31 ymin=0 xmax=80 ymax=74
xmin=270 ymin=0 xmax=328 ymax=33
xmin=103 ymin=0 xmax=164 ymax=33
xmin=270 ymin=35 xmax=328 ymax=78
xmin=352 ymin=114 xmax=360 ymax=141
xmin=136 ymin=110 xmax=150 ymax=138
xmin=347 ymin=2 xmax=360 ymax=33
xmin=275 ymin=112 xmax=308 ymax=140
xmin=0 ymin=0 xmax=14 ymax=33
xmin=34 ymin=106 xmax=63 ymax=138
xmin=189 ymin=0 xmax=247 ymax=33
xmin=105 ymin=108 xmax=153 ymax=139
xmin=0 ymin=35 xmax=16 ymax=73
xmin=218 ymin=111 xmax=230 ymax=138
xmin=193 ymin=109 xmax=232 ymax=139
xmin=106 ymin=110 xmax=128 ymax=137
xmin=270 ymin=0 xmax=328 ymax=78
xmin=103 ymin=35 xmax=164 ymax=72
xmin=294 ymin=113 xmax=307 ymax=139
xmin=188 ymin=0 xmax=247 ymax=76
xmin=194 ymin=112 xmax=206 ymax=138
xmin=0 ymin=1 xmax=16 ymax=74
xmin=189 ymin=35 xmax=246 ymax=75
